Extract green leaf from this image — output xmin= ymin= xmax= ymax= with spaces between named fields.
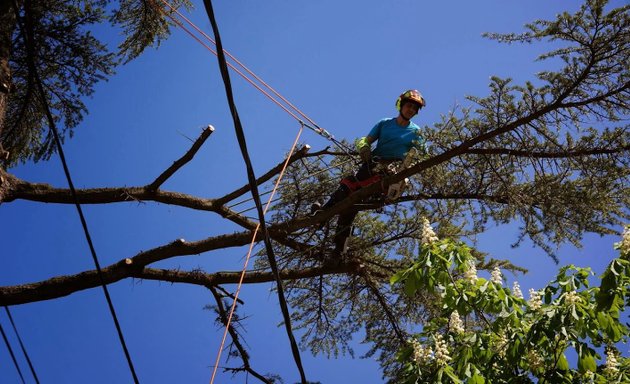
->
xmin=443 ymin=366 xmax=462 ymax=383
xmin=557 ymin=354 xmax=569 ymax=371
xmin=390 ymin=272 xmax=403 ymax=285
xmin=610 ymin=260 xmax=619 ymax=276
xmin=577 ymin=349 xmax=596 ymax=373
xmin=404 ymin=276 xmax=417 ymax=296
xmin=469 ymin=373 xmax=485 ymax=384
xmin=571 ymin=305 xmax=579 ymax=320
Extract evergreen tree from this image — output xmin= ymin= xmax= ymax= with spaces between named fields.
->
xmin=0 ymin=0 xmax=190 ymax=166
xmin=0 ymin=0 xmax=627 ymax=382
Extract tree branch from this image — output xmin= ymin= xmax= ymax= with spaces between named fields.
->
xmin=0 ymin=252 xmax=363 ymax=305
xmin=209 ymin=286 xmax=274 ymax=384
xmin=214 ymin=144 xmax=311 ymax=206
xmin=464 ymin=145 xmax=630 ymax=159
xmin=147 ymin=125 xmax=215 ymax=191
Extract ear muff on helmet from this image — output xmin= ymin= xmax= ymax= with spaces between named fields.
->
xmin=395 ymin=89 xmax=426 ymax=111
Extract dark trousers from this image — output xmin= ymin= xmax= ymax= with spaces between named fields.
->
xmin=323 ymin=160 xmax=382 ymax=255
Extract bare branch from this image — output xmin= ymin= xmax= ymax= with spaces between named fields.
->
xmin=209 ymin=286 xmax=274 ymax=384
xmin=0 ymin=254 xmax=363 ymax=305
xmin=465 ymin=145 xmax=630 ymax=159
xmin=215 ymin=144 xmax=311 ymax=206
xmin=147 ymin=124 xmax=215 ymax=191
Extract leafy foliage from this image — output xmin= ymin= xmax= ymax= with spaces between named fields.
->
xmin=392 ymin=229 xmax=630 ymax=383
xmin=0 ymin=0 xmax=627 ymax=382
xmin=112 ymin=0 xmax=192 ymax=63
xmin=1 ymin=0 xmax=192 ymax=167
xmin=3 ymin=0 xmax=114 ymax=166
xmin=256 ymin=1 xmax=629 ymax=379
xmin=401 ymin=0 xmax=630 ymax=259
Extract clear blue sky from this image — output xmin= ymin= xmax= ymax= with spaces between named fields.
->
xmin=1 ymin=1 xmax=626 ymax=383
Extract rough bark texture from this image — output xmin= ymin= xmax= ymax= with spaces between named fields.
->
xmin=0 ymin=0 xmax=16 ymax=160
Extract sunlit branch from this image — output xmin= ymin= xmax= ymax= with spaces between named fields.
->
xmin=0 ymin=256 xmax=362 ymax=305
xmin=147 ymin=124 xmax=215 ymax=191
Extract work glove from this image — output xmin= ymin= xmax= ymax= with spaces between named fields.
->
xmin=354 ymin=137 xmax=372 ymax=163
xmin=359 ymin=145 xmax=372 ymax=163
xmin=355 ymin=136 xmax=372 ymax=163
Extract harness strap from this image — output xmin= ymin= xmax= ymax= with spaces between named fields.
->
xmin=341 ymin=173 xmax=382 ymax=192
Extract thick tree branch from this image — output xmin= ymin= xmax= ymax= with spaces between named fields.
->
xmin=465 ymin=145 xmax=630 ymax=158
xmin=4 ymin=180 xmax=260 ymax=228
xmin=0 ymin=251 xmax=362 ymax=305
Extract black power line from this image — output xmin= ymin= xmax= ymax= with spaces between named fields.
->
xmin=202 ymin=0 xmax=307 ymax=382
xmin=12 ymin=2 xmax=140 ymax=382
xmin=0 ymin=316 xmax=26 ymax=384
xmin=4 ymin=307 xmax=40 ymax=384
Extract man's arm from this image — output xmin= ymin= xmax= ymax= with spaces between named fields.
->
xmin=355 ymin=136 xmax=375 ymax=162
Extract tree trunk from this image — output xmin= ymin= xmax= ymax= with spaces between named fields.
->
xmin=0 ymin=0 xmax=17 ymax=162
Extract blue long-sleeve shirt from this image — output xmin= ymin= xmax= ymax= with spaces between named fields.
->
xmin=368 ymin=118 xmax=425 ymax=160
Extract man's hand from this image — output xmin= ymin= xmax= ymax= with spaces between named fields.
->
xmin=355 ymin=136 xmax=372 ymax=163
xmin=359 ymin=145 xmax=372 ymax=163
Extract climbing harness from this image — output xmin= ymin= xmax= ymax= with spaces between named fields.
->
xmin=340 ymin=147 xmax=418 ymax=204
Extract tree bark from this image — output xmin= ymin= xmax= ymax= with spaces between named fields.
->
xmin=0 ymin=0 xmax=16 ymax=161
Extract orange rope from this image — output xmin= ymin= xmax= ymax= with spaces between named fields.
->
xmin=143 ymin=4 xmax=319 ymax=377
xmin=155 ymin=0 xmax=356 ymax=157
xmin=160 ymin=0 xmax=321 ymax=129
xmin=157 ymin=0 xmax=323 ymax=128
xmin=209 ymin=124 xmax=305 ymax=383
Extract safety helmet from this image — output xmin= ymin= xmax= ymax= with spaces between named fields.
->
xmin=395 ymin=89 xmax=426 ymax=111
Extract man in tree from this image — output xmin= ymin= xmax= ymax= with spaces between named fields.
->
xmin=311 ymin=89 xmax=427 ymax=257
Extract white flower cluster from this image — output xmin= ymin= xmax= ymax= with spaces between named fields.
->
xmin=493 ymin=332 xmax=509 ymax=357
xmin=605 ymin=348 xmax=619 ymax=376
xmin=583 ymin=370 xmax=595 ymax=384
xmin=449 ymin=310 xmax=465 ymax=334
xmin=491 ymin=266 xmax=503 ymax=285
xmin=562 ymin=290 xmax=582 ymax=306
xmin=421 ymin=218 xmax=439 ymax=245
xmin=512 ymin=281 xmax=523 ymax=299
xmin=464 ymin=260 xmax=478 ymax=284
xmin=432 ymin=334 xmax=451 ymax=366
xmin=615 ymin=225 xmax=630 ymax=254
xmin=410 ymin=339 xmax=432 ymax=364
xmin=527 ymin=349 xmax=544 ymax=371
xmin=528 ymin=288 xmax=543 ymax=311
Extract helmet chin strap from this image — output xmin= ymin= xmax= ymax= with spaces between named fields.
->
xmin=398 ymin=112 xmax=412 ymax=125
xmin=398 ymin=103 xmax=416 ymax=122
xmin=398 ymin=100 xmax=421 ymax=121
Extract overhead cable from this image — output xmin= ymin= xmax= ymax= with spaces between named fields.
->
xmin=0 ymin=317 xmax=25 ymax=384
xmin=202 ymin=0 xmax=308 ymax=382
xmin=12 ymin=2 xmax=140 ymax=382
xmin=3 ymin=307 xmax=40 ymax=383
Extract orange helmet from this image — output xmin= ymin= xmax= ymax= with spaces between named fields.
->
xmin=396 ymin=89 xmax=426 ymax=111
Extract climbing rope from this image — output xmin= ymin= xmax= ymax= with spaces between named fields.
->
xmin=155 ymin=0 xmax=355 ymax=157
xmin=210 ymin=125 xmax=306 ymax=383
